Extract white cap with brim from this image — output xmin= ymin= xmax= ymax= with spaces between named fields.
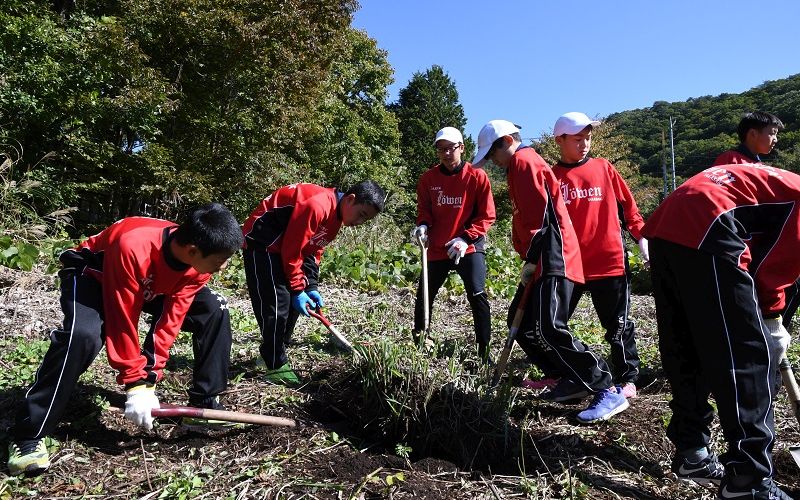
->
xmin=434 ymin=126 xmax=464 ymax=145
xmin=473 ymin=120 xmax=521 ymax=165
xmin=553 ymin=112 xmax=601 ymax=137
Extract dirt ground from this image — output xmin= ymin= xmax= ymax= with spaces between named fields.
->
xmin=1 ymin=265 xmax=799 ymax=499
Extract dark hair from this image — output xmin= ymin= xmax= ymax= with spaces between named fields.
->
xmin=487 ymin=132 xmax=522 ymax=158
xmin=736 ymin=111 xmax=784 ymax=142
xmin=173 ymin=202 xmax=243 ymax=257
xmin=345 ymin=180 xmax=386 ymax=213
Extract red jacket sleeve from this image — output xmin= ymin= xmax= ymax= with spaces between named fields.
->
xmin=280 ymin=200 xmax=324 ymax=292
xmin=416 ymin=170 xmax=434 ymax=228
xmin=462 ymin=169 xmax=496 ymax=243
xmin=608 ymin=165 xmax=645 ymax=241
xmin=102 ymin=242 xmax=149 ymax=385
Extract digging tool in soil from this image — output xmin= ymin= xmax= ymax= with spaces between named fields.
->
xmin=491 ymin=278 xmax=535 ymax=387
xmin=113 ymin=404 xmax=296 ymax=427
xmin=415 ymin=234 xmax=430 ymax=346
xmin=307 ymin=307 xmax=355 ymax=352
xmin=779 ymin=357 xmax=800 ymax=468
xmin=153 ymin=404 xmax=296 ymax=427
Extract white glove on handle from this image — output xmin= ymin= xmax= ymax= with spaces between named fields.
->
xmin=638 ymin=238 xmax=650 ymax=267
xmin=764 ymin=316 xmax=791 ymax=361
xmin=124 ymin=384 xmax=160 ymax=430
xmin=520 ymin=262 xmax=537 ymax=285
xmin=445 ymin=237 xmax=468 ymax=264
xmin=410 ymin=225 xmax=428 ymax=245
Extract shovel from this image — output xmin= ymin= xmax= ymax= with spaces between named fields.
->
xmin=779 ymin=357 xmax=800 ymax=467
xmin=153 ymin=403 xmax=296 ymax=427
xmin=307 ymin=306 xmax=355 ymax=352
xmin=416 ymin=234 xmax=430 ymax=345
xmin=491 ymin=278 xmax=536 ymax=387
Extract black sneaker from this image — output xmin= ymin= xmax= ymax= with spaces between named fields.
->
xmin=718 ymin=477 xmax=793 ymax=499
xmin=540 ymin=377 xmax=590 ymax=402
xmin=671 ymin=452 xmax=725 ymax=486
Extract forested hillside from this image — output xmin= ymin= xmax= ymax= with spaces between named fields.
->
xmin=607 ymin=73 xmax=800 ymax=179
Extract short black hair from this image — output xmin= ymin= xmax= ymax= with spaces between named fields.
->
xmin=173 ymin=202 xmax=243 ymax=257
xmin=345 ymin=180 xmax=386 ymax=213
xmin=737 ymin=111 xmax=784 ymax=143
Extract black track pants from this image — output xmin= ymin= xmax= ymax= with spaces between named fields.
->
xmin=511 ymin=275 xmax=614 ymax=392
xmin=413 ymin=252 xmax=491 ymax=349
xmin=14 ymin=270 xmax=231 ymax=440
xmin=568 ymin=275 xmax=640 ymax=384
xmin=650 ymin=238 xmax=776 ymax=479
xmin=243 ymin=248 xmax=299 ymax=370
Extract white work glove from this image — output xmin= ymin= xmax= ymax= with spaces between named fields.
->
xmin=445 ymin=237 xmax=468 ymax=264
xmin=410 ymin=225 xmax=428 ymax=245
xmin=638 ymin=238 xmax=650 ymax=267
xmin=764 ymin=316 xmax=791 ymax=361
xmin=520 ymin=261 xmax=537 ymax=285
xmin=124 ymin=384 xmax=160 ymax=430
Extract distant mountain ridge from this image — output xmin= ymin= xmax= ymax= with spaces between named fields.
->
xmin=607 ymin=73 xmax=800 ymax=179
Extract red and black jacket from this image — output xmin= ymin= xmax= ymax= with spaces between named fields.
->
xmin=508 ymin=146 xmax=584 ymax=284
xmin=713 ymin=144 xmax=761 ymax=166
xmin=416 ymin=161 xmax=496 ymax=261
xmin=643 ymin=163 xmax=800 ymax=315
xmin=59 ymin=218 xmax=210 ymax=386
xmin=242 ymin=183 xmax=343 ymax=293
xmin=552 ymin=157 xmax=645 ymax=279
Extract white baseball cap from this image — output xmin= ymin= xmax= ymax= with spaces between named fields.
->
xmin=472 ymin=120 xmax=521 ymax=165
xmin=553 ymin=112 xmax=601 ymax=137
xmin=434 ymin=126 xmax=463 ymax=145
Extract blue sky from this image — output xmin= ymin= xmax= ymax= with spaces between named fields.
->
xmin=353 ymin=1 xmax=800 ymax=143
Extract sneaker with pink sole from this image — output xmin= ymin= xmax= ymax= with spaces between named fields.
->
xmin=616 ymin=382 xmax=637 ymax=399
xmin=521 ymin=378 xmax=560 ymax=390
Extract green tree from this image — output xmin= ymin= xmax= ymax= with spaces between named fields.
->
xmin=304 ymin=29 xmax=403 ymax=211
xmin=390 ymin=65 xmax=472 ymax=192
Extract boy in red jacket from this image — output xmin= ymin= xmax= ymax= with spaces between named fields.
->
xmin=242 ymin=180 xmax=385 ymax=384
xmin=643 ymin=163 xmax=795 ymax=498
xmin=549 ymin=112 xmax=647 ymax=398
xmin=713 ymin=111 xmax=783 ymax=166
xmin=474 ymin=120 xmax=627 ymax=424
xmin=410 ymin=127 xmax=496 ymax=361
xmin=8 ymin=203 xmax=243 ymax=476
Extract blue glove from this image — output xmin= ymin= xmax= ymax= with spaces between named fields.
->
xmin=292 ymin=292 xmax=317 ymax=316
xmin=307 ymin=290 xmax=324 ymax=308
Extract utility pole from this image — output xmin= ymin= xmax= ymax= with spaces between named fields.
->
xmin=669 ymin=116 xmax=677 ymax=191
xmin=661 ymin=129 xmax=669 ymax=198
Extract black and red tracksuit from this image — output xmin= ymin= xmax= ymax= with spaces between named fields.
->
xmin=413 ymin=161 xmax=496 ymax=352
xmin=643 ymin=163 xmax=800 ymax=479
xmin=242 ymin=183 xmax=343 ymax=369
xmin=713 ymin=144 xmax=761 ymax=166
xmin=506 ymin=146 xmax=613 ymax=393
xmin=552 ymin=157 xmax=645 ymax=384
xmin=14 ymin=218 xmax=231 ymax=441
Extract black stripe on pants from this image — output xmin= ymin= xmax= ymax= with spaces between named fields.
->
xmin=413 ymin=252 xmax=491 ymax=348
xmin=650 ymin=238 xmax=775 ymax=478
xmin=568 ymin=275 xmax=640 ymax=384
xmin=14 ymin=271 xmax=231 ymax=440
xmin=513 ymin=275 xmax=614 ymax=392
xmin=243 ymin=248 xmax=298 ymax=370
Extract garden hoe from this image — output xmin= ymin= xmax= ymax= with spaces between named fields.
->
xmin=779 ymin=357 xmax=800 ymax=468
xmin=307 ymin=306 xmax=355 ymax=352
xmin=153 ymin=404 xmax=296 ymax=427
xmin=416 ymin=233 xmax=430 ymax=345
xmin=491 ymin=278 xmax=535 ymax=387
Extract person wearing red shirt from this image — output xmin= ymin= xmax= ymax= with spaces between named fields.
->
xmin=474 ymin=119 xmax=628 ymax=424
xmin=242 ymin=180 xmax=385 ymax=384
xmin=643 ymin=164 xmax=796 ymax=498
xmin=550 ymin=112 xmax=647 ymax=399
xmin=409 ymin=127 xmax=496 ymax=361
xmin=8 ymin=203 xmax=243 ymax=476
xmin=712 ymin=111 xmax=783 ymax=167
